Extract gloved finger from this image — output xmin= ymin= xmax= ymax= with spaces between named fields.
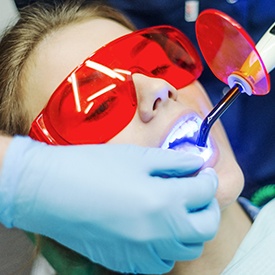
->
xmin=155 ymin=239 xmax=204 ymax=262
xmin=129 ymin=258 xmax=174 ymax=275
xmin=95 ymin=240 xmax=176 ymax=275
xmin=143 ymin=148 xmax=204 ymax=177
xmin=179 ymin=198 xmax=220 ymax=243
xmin=182 ymin=167 xmax=219 ymax=210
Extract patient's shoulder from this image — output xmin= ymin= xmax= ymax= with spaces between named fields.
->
xmin=222 ymin=198 xmax=275 ymax=274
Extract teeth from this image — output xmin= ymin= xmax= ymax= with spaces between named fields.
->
xmin=172 ymin=142 xmax=213 ymax=162
xmin=161 ymin=116 xmax=214 ymax=162
xmin=161 ymin=117 xmax=201 ymax=150
xmin=172 ymin=120 xmax=198 ymax=140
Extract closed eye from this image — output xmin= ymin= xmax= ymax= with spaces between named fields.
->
xmin=85 ymin=96 xmax=116 ymax=121
xmin=151 ymin=65 xmax=170 ymax=76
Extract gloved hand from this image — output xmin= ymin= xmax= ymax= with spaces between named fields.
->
xmin=0 ymin=136 xmax=220 ymax=274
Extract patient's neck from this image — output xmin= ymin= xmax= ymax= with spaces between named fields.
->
xmin=168 ymin=201 xmax=252 ymax=275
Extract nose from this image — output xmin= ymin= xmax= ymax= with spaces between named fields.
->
xmin=132 ymin=73 xmax=178 ymax=123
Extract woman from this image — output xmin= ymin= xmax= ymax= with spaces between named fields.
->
xmin=0 ymin=1 xmax=274 ymax=274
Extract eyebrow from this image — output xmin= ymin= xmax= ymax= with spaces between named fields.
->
xmin=130 ymin=38 xmax=151 ymax=56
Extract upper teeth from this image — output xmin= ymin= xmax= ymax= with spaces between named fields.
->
xmin=161 ymin=117 xmax=201 ymax=149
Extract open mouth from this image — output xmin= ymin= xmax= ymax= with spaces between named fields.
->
xmin=161 ymin=115 xmax=214 ymax=162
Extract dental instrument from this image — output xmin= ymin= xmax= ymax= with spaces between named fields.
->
xmin=195 ymin=10 xmax=275 ymax=147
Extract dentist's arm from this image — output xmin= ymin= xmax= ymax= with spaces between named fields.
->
xmin=0 ymin=135 xmax=220 ymax=274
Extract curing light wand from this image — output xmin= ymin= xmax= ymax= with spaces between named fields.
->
xmin=195 ymin=10 xmax=275 ymax=149
xmin=196 ymin=84 xmax=243 ymax=147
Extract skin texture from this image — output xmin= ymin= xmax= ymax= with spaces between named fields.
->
xmin=22 ymin=18 xmax=251 ymax=274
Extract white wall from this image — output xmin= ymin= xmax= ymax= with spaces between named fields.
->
xmin=0 ymin=0 xmax=19 ymax=34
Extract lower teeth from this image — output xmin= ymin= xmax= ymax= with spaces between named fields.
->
xmin=171 ymin=142 xmax=213 ymax=162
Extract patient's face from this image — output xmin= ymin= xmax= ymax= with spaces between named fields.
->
xmin=24 ymin=18 xmax=244 ymax=209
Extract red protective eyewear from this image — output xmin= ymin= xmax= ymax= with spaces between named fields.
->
xmin=29 ymin=25 xmax=203 ymax=145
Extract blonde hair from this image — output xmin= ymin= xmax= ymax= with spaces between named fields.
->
xmin=0 ymin=0 xmax=135 ymax=136
xmin=0 ymin=1 xmax=135 ymax=274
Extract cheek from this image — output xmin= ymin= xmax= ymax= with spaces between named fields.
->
xmin=107 ymin=114 xmax=149 ymax=146
xmin=177 ymin=81 xmax=213 ymax=117
xmin=216 ymin=161 xmax=244 ymax=210
xmin=107 ymin=111 xmax=162 ymax=147
xmin=211 ymin=120 xmax=245 ymax=209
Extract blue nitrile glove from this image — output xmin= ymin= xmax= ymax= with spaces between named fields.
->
xmin=0 ymin=136 xmax=220 ymax=274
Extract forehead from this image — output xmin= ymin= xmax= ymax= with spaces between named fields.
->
xmin=34 ymin=18 xmax=132 ymax=93
xmin=24 ymin=18 xmax=132 ymax=119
